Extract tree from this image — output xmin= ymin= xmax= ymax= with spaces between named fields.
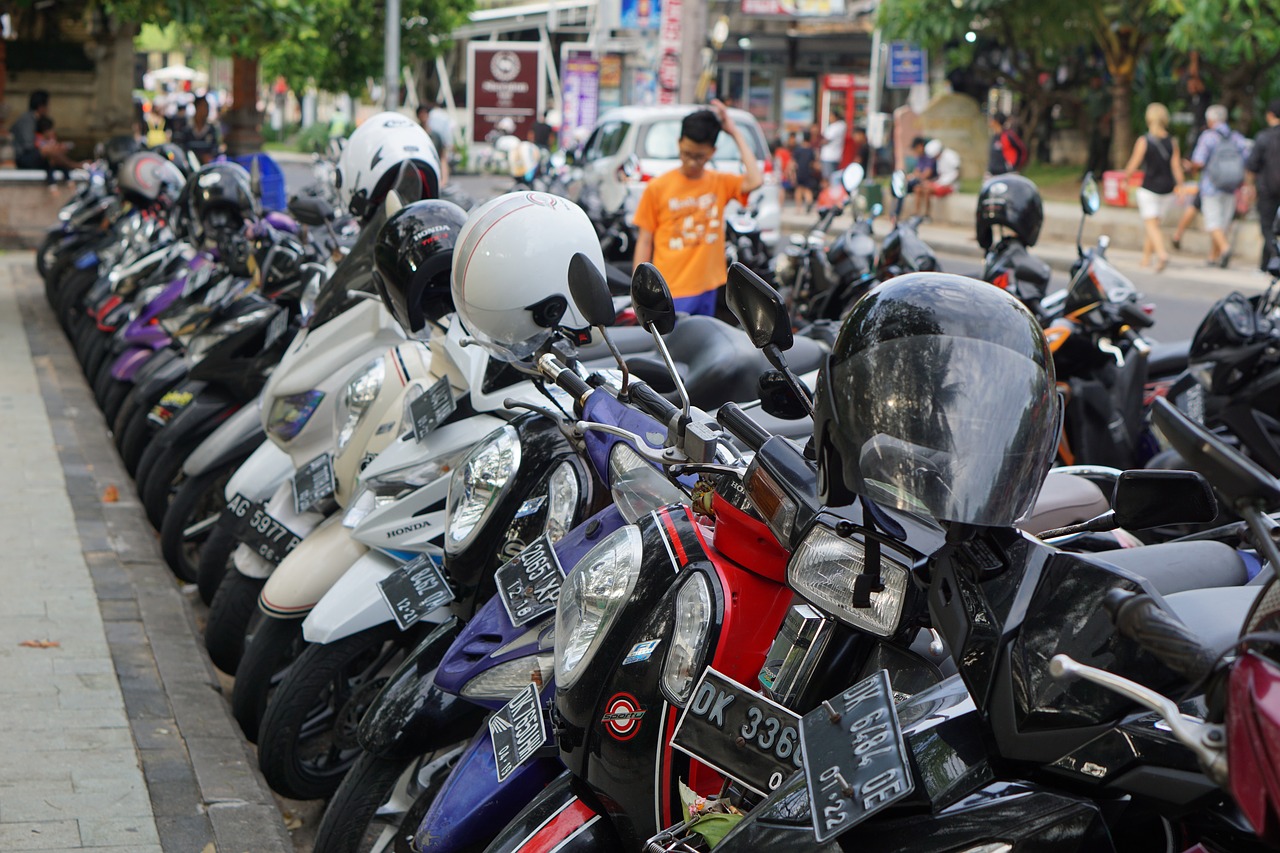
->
xmin=1077 ymin=0 xmax=1167 ymax=167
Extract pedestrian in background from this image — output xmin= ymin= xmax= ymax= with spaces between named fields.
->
xmin=774 ymin=135 xmax=794 ymax=207
xmin=1122 ymin=102 xmax=1185 ymax=273
xmin=986 ymin=111 xmax=1027 ymax=177
xmin=791 ymin=130 xmax=819 ymax=212
xmin=1247 ymin=98 xmax=1280 ymax=272
xmin=819 ymin=107 xmax=846 ymax=181
xmin=173 ymin=95 xmax=222 ymax=165
xmin=1187 ymin=104 xmax=1250 ymax=268
xmin=1083 ymin=76 xmax=1113 ymax=177
xmin=427 ymin=100 xmax=454 ymax=185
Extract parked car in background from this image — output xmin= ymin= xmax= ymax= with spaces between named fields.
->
xmin=572 ymin=104 xmax=782 ymax=248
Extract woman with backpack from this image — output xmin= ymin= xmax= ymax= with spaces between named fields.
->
xmin=1122 ymin=102 xmax=1186 ymax=273
xmin=1187 ymin=103 xmax=1251 ymax=268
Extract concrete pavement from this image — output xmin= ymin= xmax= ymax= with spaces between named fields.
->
xmin=1 ymin=251 xmax=294 ymax=852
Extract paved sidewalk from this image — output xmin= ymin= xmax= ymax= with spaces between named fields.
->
xmin=1 ymin=251 xmax=294 ymax=852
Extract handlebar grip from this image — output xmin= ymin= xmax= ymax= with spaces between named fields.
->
xmin=1104 ymin=589 xmax=1217 ymax=685
xmin=1119 ymin=301 xmax=1155 ymax=329
xmin=627 ymin=380 xmax=680 ymax=424
xmin=554 ymin=369 xmax=592 ymax=402
xmin=717 ymin=403 xmax=772 ymax=453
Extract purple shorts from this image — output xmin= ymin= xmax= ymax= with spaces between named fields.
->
xmin=673 ymin=288 xmax=719 ymax=317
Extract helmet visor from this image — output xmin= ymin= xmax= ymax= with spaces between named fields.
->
xmin=832 ymin=335 xmax=1057 ymax=526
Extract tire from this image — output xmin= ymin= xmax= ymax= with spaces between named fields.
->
xmin=230 ymin=614 xmax=305 ymax=742
xmin=114 ymin=386 xmax=143 ymax=447
xmin=36 ymin=231 xmax=60 ymax=283
xmin=118 ymin=404 xmax=155 ymax=476
xmin=75 ymin=321 xmax=102 ymax=372
xmin=312 ymin=747 xmax=459 ymax=853
xmin=100 ymin=377 xmax=132 ymax=429
xmin=196 ymin=521 xmax=238 ymax=606
xmin=160 ymin=460 xmax=241 ymax=584
xmin=134 ymin=428 xmax=168 ymax=501
xmin=55 ymin=268 xmax=94 ymax=334
xmin=205 ymin=568 xmax=265 ymax=674
xmin=82 ymin=332 xmax=113 ymax=387
xmin=91 ymin=351 xmax=117 ymax=407
xmin=142 ymin=439 xmax=192 ymax=530
xmin=257 ymin=623 xmax=407 ymax=800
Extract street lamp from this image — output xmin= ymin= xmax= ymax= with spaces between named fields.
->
xmin=738 ymin=37 xmax=752 ymax=110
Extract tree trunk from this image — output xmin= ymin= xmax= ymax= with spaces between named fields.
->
xmin=225 ymin=55 xmax=263 ymax=156
xmin=1110 ymin=76 xmax=1133 ymax=173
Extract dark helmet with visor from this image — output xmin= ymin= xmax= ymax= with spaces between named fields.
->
xmin=373 ymin=199 xmax=469 ymax=335
xmin=813 ymin=272 xmax=1060 ymax=527
xmin=976 ymin=174 xmax=1044 ymax=249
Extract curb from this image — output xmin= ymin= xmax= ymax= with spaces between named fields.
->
xmin=13 ymin=254 xmax=295 ymax=853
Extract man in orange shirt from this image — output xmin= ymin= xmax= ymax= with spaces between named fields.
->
xmin=633 ymin=101 xmax=763 ymax=315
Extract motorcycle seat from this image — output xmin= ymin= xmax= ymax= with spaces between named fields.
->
xmin=1148 ymin=340 xmax=1191 ymax=376
xmin=1098 ymin=540 xmax=1249 ymax=596
xmin=1019 ymin=472 xmax=1110 ymax=534
xmin=1163 ymin=585 xmax=1261 ymax=656
xmin=626 ymin=315 xmax=765 ymax=409
xmin=1008 ymin=250 xmax=1052 ymax=290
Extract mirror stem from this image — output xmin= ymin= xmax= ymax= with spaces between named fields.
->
xmin=764 ymin=344 xmax=814 ymax=415
xmin=597 ymin=324 xmax=630 ymax=394
xmin=646 ymin=324 xmax=691 ymax=420
xmin=1241 ymin=504 xmax=1280 ymax=575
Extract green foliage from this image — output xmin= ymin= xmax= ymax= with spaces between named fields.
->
xmin=297 ymin=122 xmax=333 ymax=154
xmin=1155 ymin=0 xmax=1280 ymax=65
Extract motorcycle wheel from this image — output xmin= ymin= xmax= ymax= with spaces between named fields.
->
xmin=75 ymin=320 xmax=102 ymax=372
xmin=90 ymin=347 xmax=117 ymax=406
xmin=205 ymin=568 xmax=265 ymax=674
xmin=257 ymin=622 xmax=406 ymax=801
xmin=100 ymin=377 xmax=132 ymax=429
xmin=196 ymin=522 xmax=238 ymax=606
xmin=54 ymin=267 xmax=94 ymax=334
xmin=230 ymin=614 xmax=305 ymax=742
xmin=118 ymin=406 xmax=155 ymax=477
xmin=134 ymin=429 xmax=169 ymax=504
xmin=141 ymin=439 xmax=193 ymax=530
xmin=161 ymin=460 xmax=240 ymax=583
xmin=36 ymin=231 xmax=60 ymax=283
xmin=311 ymin=747 xmax=458 ymax=853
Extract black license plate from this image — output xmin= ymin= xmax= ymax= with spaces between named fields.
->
xmin=293 ymin=452 xmax=335 ymax=514
xmin=800 ymin=670 xmax=914 ymax=843
xmin=490 ymin=683 xmax=547 ymax=783
xmin=1174 ymin=383 xmax=1206 ymax=425
xmin=229 ymin=494 xmax=302 ymax=565
xmin=410 ymin=376 xmax=457 ymax=442
xmin=376 ymin=555 xmax=454 ymax=631
xmin=671 ymin=668 xmax=802 ymax=796
xmin=495 ymin=534 xmax=564 ymax=627
xmin=147 ymin=388 xmax=195 ymax=427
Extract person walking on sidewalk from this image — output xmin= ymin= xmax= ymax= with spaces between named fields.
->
xmin=791 ymin=130 xmax=820 ymax=212
xmin=819 ymin=107 xmax=846 ymax=181
xmin=633 ymin=101 xmax=763 ymax=316
xmin=1247 ymin=99 xmax=1280 ymax=272
xmin=986 ymin=112 xmax=1027 ymax=178
xmin=1187 ymin=104 xmax=1250 ymax=268
xmin=1122 ymin=102 xmax=1186 ymax=273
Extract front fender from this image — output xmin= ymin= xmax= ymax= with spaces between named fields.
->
xmin=258 ymin=512 xmax=366 ymax=614
xmin=183 ymin=403 xmax=265 ymax=477
xmin=223 ymin=437 xmax=295 ymax=504
xmin=147 ymin=383 xmax=233 ymax=455
xmin=357 ymin=618 xmax=485 ymax=757
xmin=476 ymin=773 xmax=621 ymax=853
xmin=302 ymin=548 xmax=442 ymax=644
xmin=110 ymin=346 xmax=160 ymax=382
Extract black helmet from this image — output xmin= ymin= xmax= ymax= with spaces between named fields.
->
xmin=813 ymin=273 xmax=1060 ymax=526
xmin=191 ymin=162 xmax=257 ymax=243
xmin=373 ymin=199 xmax=469 ymax=334
xmin=153 ymin=142 xmax=196 ymax=179
xmin=976 ymin=175 xmax=1044 ymax=249
xmin=102 ymin=135 xmax=141 ymax=173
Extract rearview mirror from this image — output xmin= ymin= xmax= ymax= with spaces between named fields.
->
xmin=758 ymin=370 xmax=808 ymax=420
xmin=726 ymin=262 xmax=793 ymax=351
xmin=631 ymin=263 xmax=677 ymax=334
xmin=567 ymin=253 xmax=615 ymax=327
xmin=890 ymin=170 xmax=908 ymax=200
xmin=1081 ymin=173 xmax=1101 ymax=215
xmin=841 ymin=164 xmax=864 ymax=194
xmin=1111 ymin=469 xmax=1217 ymax=530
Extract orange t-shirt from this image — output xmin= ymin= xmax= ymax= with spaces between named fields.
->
xmin=633 ymin=169 xmax=747 ymax=299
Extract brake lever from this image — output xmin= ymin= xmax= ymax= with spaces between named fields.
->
xmin=573 ymin=421 xmax=676 ymax=465
xmin=1050 ymin=654 xmax=1227 ymax=785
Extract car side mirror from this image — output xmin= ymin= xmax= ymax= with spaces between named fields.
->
xmin=726 ymin=262 xmax=793 ymax=351
xmin=758 ymin=369 xmax=809 ymax=420
xmin=1111 ymin=469 xmax=1217 ymax=530
xmin=567 ymin=253 xmax=614 ymax=327
xmin=1081 ymin=173 xmax=1101 ymax=215
xmin=631 ymin=263 xmax=677 ymax=334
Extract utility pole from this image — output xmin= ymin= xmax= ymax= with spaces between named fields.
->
xmin=679 ymin=0 xmax=707 ymax=103
xmin=385 ymin=0 xmax=401 ymax=111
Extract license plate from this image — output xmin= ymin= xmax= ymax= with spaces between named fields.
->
xmin=495 ymin=535 xmax=564 ymax=627
xmin=1174 ymin=382 xmax=1206 ymax=425
xmin=489 ymin=683 xmax=548 ymax=783
xmin=376 ymin=554 xmax=454 ymax=631
xmin=671 ymin=668 xmax=803 ymax=797
xmin=800 ymin=670 xmax=914 ymax=843
xmin=228 ymin=494 xmax=302 ymax=565
xmin=410 ymin=377 xmax=457 ymax=442
xmin=264 ymin=309 xmax=289 ymax=349
xmin=293 ymin=452 xmax=335 ymax=514
xmin=147 ymin=389 xmax=195 ymax=426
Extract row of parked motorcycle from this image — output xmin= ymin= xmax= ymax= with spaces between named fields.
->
xmin=34 ymin=107 xmax=1280 ymax=853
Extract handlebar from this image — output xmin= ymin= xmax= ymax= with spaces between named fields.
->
xmin=626 ymin=379 xmax=681 ymax=425
xmin=1118 ymin=301 xmax=1155 ymax=330
xmin=1104 ymin=589 xmax=1217 ymax=685
xmin=717 ymin=403 xmax=772 ymax=453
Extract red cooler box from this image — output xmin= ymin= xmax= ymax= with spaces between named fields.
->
xmin=1103 ymin=170 xmax=1143 ymax=207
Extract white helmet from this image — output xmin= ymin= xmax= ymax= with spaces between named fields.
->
xmin=452 ymin=191 xmax=603 ymax=361
xmin=336 ymin=111 xmax=441 ymax=221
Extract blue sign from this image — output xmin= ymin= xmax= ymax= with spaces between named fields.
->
xmin=886 ymin=42 xmax=927 ymax=88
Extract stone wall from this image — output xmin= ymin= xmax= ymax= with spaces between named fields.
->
xmin=918 ymin=92 xmax=988 ymax=182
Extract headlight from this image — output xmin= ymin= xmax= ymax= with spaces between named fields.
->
xmin=545 ymin=461 xmax=580 ymax=544
xmin=555 ymin=525 xmax=644 ymax=690
xmin=344 ymin=447 xmax=472 ymax=529
xmin=266 ymin=390 xmax=325 ymax=441
xmin=660 ymin=573 xmax=713 ymax=705
xmin=343 ymin=487 xmax=390 ymax=528
xmin=188 ymin=306 xmax=275 ymax=362
xmin=787 ymin=526 xmax=910 ymax=637
xmin=608 ymin=443 xmax=686 ymax=524
xmin=335 ymin=357 xmax=386 ymax=453
xmin=460 ymin=654 xmax=555 ymax=701
xmin=445 ymin=425 xmax=521 ymax=555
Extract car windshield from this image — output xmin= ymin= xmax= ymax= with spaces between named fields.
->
xmin=639 ymin=119 xmax=766 ymax=163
